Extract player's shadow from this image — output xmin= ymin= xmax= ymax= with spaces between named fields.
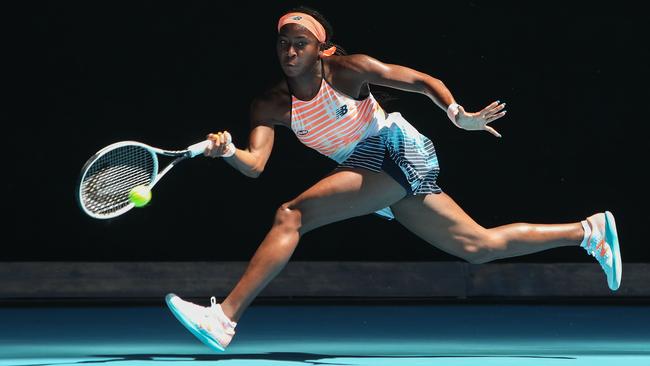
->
xmin=21 ymin=352 xmax=576 ymax=366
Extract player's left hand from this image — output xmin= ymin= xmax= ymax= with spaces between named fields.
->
xmin=451 ymin=101 xmax=507 ymax=138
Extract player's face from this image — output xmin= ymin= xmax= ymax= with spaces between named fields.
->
xmin=277 ymin=24 xmax=321 ymax=77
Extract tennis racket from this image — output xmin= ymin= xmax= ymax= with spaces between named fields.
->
xmin=76 ymin=139 xmax=212 ymax=219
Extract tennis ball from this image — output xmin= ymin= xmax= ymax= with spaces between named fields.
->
xmin=129 ymin=185 xmax=151 ymax=207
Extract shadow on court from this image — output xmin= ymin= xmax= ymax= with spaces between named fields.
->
xmin=15 ymin=352 xmax=578 ymax=366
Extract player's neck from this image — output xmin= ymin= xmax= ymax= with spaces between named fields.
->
xmin=286 ymin=61 xmax=323 ymax=101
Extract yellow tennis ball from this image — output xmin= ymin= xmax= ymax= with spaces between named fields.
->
xmin=129 ymin=185 xmax=151 ymax=207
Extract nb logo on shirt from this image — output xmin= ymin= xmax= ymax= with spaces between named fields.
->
xmin=297 ymin=129 xmax=309 ymax=136
xmin=335 ymin=104 xmax=348 ymax=119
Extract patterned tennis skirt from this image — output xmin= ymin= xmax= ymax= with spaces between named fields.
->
xmin=338 ymin=112 xmax=442 ymax=220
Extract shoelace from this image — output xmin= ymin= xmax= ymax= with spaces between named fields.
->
xmin=586 ymin=234 xmax=611 ymax=271
xmin=200 ymin=297 xmax=237 ymax=333
xmin=215 ymin=300 xmax=238 ymax=329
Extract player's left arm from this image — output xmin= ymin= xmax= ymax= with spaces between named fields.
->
xmin=349 ymin=54 xmax=454 ymax=111
xmin=348 ymin=54 xmax=507 ymax=137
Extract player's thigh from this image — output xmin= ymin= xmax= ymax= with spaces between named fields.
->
xmin=285 ymin=168 xmax=407 ymax=234
xmin=390 ymin=192 xmax=489 ymax=259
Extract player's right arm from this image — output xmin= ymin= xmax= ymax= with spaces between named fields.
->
xmin=206 ymin=88 xmax=288 ymax=178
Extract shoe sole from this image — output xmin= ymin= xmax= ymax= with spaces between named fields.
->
xmin=605 ymin=211 xmax=622 ymax=291
xmin=165 ymin=293 xmax=226 ymax=352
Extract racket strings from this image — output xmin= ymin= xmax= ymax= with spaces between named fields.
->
xmin=80 ymin=145 xmax=156 ymax=216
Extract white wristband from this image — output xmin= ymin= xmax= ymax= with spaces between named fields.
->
xmin=447 ymin=103 xmax=461 ymax=126
xmin=221 ymin=142 xmax=236 ymax=158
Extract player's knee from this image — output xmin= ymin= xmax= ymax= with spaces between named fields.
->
xmin=462 ymin=232 xmax=506 ymax=264
xmin=273 ymin=203 xmax=303 ymax=232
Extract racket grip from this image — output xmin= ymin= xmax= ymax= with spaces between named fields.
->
xmin=187 ymin=140 xmax=211 ymax=158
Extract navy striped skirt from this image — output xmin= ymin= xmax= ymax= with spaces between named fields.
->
xmin=338 ymin=112 xmax=442 ymax=220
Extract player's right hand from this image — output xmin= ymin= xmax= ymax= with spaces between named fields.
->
xmin=205 ymin=131 xmax=234 ymax=157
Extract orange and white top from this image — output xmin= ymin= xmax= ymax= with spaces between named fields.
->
xmin=290 ymin=79 xmax=387 ymax=163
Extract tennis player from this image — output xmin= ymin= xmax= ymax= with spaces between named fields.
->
xmin=165 ymin=6 xmax=622 ymax=351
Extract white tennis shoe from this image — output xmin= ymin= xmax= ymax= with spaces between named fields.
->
xmin=582 ymin=211 xmax=622 ymax=291
xmin=165 ymin=293 xmax=237 ymax=351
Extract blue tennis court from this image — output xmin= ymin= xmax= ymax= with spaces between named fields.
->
xmin=2 ymin=302 xmax=649 ymax=366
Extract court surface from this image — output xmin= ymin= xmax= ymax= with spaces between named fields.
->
xmin=1 ymin=302 xmax=649 ymax=365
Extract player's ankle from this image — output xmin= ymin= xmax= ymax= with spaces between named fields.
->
xmin=579 ymin=220 xmax=591 ymax=248
xmin=219 ymin=301 xmax=238 ymax=322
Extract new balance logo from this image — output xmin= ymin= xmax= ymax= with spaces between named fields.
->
xmin=297 ymin=129 xmax=309 ymax=136
xmin=335 ymin=104 xmax=348 ymax=119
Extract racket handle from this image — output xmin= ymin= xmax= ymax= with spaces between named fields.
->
xmin=187 ymin=140 xmax=211 ymax=158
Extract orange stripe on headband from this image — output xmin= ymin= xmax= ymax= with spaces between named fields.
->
xmin=278 ymin=12 xmax=326 ymax=42
xmin=277 ymin=12 xmax=337 ymax=57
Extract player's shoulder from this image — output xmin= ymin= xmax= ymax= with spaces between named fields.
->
xmin=250 ymin=81 xmax=291 ymax=127
xmin=327 ymin=54 xmax=384 ymax=75
xmin=252 ymin=80 xmax=290 ymax=111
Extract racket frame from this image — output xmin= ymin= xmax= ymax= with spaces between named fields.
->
xmin=77 ymin=140 xmax=210 ymax=219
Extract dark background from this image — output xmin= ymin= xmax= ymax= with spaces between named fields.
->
xmin=11 ymin=1 xmax=648 ymax=262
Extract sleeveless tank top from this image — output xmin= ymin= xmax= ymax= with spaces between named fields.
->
xmin=290 ymin=78 xmax=387 ymax=163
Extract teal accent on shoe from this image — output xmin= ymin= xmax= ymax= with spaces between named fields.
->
xmin=165 ymin=293 xmax=225 ymax=352
xmin=605 ymin=211 xmax=622 ymax=291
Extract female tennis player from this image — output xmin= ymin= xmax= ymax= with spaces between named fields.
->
xmin=165 ymin=6 xmax=622 ymax=351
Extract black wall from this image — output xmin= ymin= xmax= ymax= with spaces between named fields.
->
xmin=11 ymin=1 xmax=648 ymax=262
